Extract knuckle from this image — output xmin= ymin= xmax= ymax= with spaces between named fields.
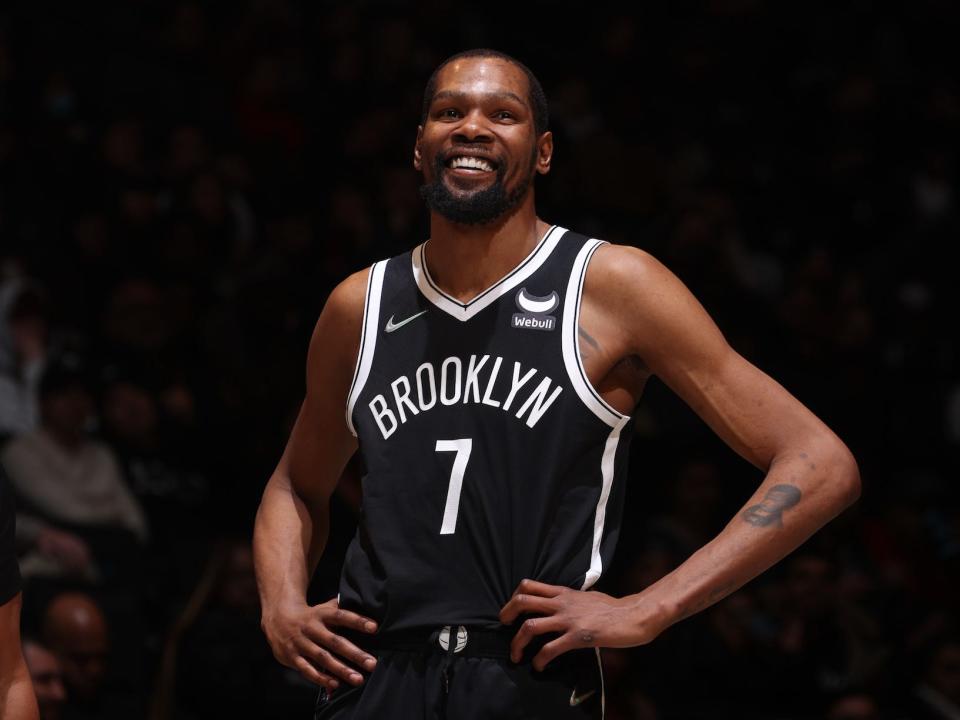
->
xmin=523 ymin=618 xmax=537 ymax=632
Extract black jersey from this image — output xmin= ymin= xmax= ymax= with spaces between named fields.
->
xmin=339 ymin=227 xmax=634 ymax=632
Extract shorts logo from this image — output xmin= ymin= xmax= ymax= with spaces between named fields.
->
xmin=512 ymin=288 xmax=558 ymax=332
xmin=438 ymin=625 xmax=468 ymax=653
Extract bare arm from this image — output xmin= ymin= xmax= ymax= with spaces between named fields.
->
xmin=0 ymin=594 xmax=40 ymax=720
xmin=502 ymin=244 xmax=860 ymax=668
xmin=253 ymin=268 xmax=379 ymax=690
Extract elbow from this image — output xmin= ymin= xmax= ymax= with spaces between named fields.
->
xmin=830 ymin=441 xmax=861 ymax=508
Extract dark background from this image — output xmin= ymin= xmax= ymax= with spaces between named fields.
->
xmin=1 ymin=1 xmax=958 ymax=718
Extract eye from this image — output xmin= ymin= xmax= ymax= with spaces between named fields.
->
xmin=493 ymin=110 xmax=515 ymax=121
xmin=438 ymin=108 xmax=461 ymax=120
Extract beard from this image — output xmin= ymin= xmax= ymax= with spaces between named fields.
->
xmin=419 ymin=153 xmax=533 ymax=226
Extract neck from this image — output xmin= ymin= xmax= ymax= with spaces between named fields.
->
xmin=425 ymin=194 xmax=550 ymax=303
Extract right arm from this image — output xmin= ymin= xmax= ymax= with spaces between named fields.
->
xmin=253 ymin=269 xmax=379 ymax=691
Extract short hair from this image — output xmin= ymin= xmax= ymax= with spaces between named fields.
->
xmin=420 ymin=49 xmax=549 ymax=136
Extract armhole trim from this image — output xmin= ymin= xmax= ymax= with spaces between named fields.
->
xmin=345 ymin=260 xmax=388 ymax=436
xmin=561 ymin=239 xmax=631 ymax=428
xmin=580 ymin=416 xmax=629 ymax=591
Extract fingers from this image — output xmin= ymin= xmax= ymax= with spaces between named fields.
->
xmin=510 ymin=578 xmax=566 ymax=599
xmin=293 ymin=656 xmax=340 ymax=691
xmin=509 ymin=615 xmax=566 ymax=663
xmin=326 ymin=606 xmax=379 ymax=634
xmin=297 ymin=637 xmax=367 ymax=686
xmin=304 ymin=625 xmax=377 ymax=673
xmin=532 ymin=633 xmax=578 ymax=672
xmin=499 ymin=592 xmax=559 ymax=624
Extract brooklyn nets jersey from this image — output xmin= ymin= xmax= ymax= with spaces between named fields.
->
xmin=339 ymin=226 xmax=634 ymax=632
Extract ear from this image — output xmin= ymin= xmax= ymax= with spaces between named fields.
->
xmin=413 ymin=125 xmax=424 ymax=171
xmin=535 ymin=131 xmax=553 ymax=175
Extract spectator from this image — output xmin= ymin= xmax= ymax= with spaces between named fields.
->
xmin=21 ymin=637 xmax=67 ymax=720
xmin=41 ymin=592 xmax=140 ymax=720
xmin=0 ymin=277 xmax=48 ymax=443
xmin=2 ymin=355 xmax=147 ymax=583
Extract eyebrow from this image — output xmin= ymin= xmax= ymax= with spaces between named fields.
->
xmin=430 ymin=90 xmax=527 ymax=108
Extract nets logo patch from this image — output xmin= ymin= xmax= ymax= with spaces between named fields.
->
xmin=512 ymin=288 xmax=558 ymax=331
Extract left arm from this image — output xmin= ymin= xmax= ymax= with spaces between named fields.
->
xmin=0 ymin=594 xmax=39 ymax=720
xmin=501 ymin=244 xmax=860 ymax=670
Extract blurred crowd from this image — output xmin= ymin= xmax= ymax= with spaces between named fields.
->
xmin=1 ymin=1 xmax=958 ymax=718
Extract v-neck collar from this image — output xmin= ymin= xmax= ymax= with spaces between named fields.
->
xmin=411 ymin=225 xmax=565 ymax=322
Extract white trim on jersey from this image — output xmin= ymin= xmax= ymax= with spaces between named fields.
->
xmin=562 ymin=237 xmax=631 ymax=591
xmin=581 ymin=416 xmax=629 ymax=590
xmin=411 ymin=225 xmax=565 ymax=321
xmin=561 ymin=238 xmax=630 ymax=428
xmin=345 ymin=260 xmax=388 ymax=436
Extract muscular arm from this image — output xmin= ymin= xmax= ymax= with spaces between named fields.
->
xmin=0 ymin=594 xmax=40 ymax=720
xmin=502 ymin=244 xmax=860 ymax=668
xmin=253 ymin=269 xmax=379 ymax=689
xmin=597 ymin=244 xmax=860 ymax=634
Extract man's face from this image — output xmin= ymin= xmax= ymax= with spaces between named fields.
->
xmin=55 ymin=632 xmax=108 ymax=701
xmin=415 ymin=57 xmax=552 ymax=225
xmin=23 ymin=642 xmax=67 ymax=720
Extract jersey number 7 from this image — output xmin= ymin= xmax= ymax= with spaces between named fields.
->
xmin=435 ymin=439 xmax=473 ymax=535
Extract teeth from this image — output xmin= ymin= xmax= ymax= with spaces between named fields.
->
xmin=450 ymin=156 xmax=494 ymax=172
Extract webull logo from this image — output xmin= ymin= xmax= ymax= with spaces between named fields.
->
xmin=512 ymin=288 xmax=558 ymax=332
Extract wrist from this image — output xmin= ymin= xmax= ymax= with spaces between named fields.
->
xmin=619 ymin=589 xmax=677 ymax=644
xmin=259 ymin=593 xmax=307 ymax=625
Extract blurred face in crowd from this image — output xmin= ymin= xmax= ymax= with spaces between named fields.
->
xmin=23 ymin=641 xmax=67 ymax=720
xmin=102 ymin=380 xmax=158 ymax=446
xmin=415 ymin=56 xmax=552 ymax=225
xmin=43 ymin=594 xmax=110 ymax=702
xmin=41 ymin=384 xmax=95 ymax=446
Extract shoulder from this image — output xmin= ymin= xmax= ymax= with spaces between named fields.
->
xmin=585 ymin=242 xmax=673 ymax=292
xmin=310 ymin=267 xmax=371 ymax=346
xmin=582 ymin=241 xmax=727 ymax=362
xmin=0 ymin=432 xmax=39 ymax=466
xmin=323 ymin=267 xmax=372 ymax=321
xmin=305 ymin=266 xmax=374 ymax=395
xmin=583 ymin=242 xmax=694 ymax=319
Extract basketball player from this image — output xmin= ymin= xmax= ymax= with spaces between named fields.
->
xmin=1 ymin=465 xmax=41 ymax=720
xmin=253 ymin=49 xmax=861 ymax=718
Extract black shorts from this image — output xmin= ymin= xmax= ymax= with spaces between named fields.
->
xmin=314 ymin=625 xmax=604 ymax=719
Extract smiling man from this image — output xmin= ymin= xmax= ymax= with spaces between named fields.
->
xmin=253 ymin=49 xmax=860 ymax=719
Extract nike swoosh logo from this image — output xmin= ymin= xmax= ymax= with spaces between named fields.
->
xmin=569 ymin=688 xmax=596 ymax=707
xmin=384 ymin=310 xmax=427 ymax=333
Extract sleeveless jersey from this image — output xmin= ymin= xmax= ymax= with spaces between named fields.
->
xmin=339 ymin=226 xmax=634 ymax=632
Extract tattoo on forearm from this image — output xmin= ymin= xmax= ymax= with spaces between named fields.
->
xmin=742 ymin=484 xmax=802 ymax=528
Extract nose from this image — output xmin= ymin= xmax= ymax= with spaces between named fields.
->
xmin=453 ymin=109 xmax=492 ymax=143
